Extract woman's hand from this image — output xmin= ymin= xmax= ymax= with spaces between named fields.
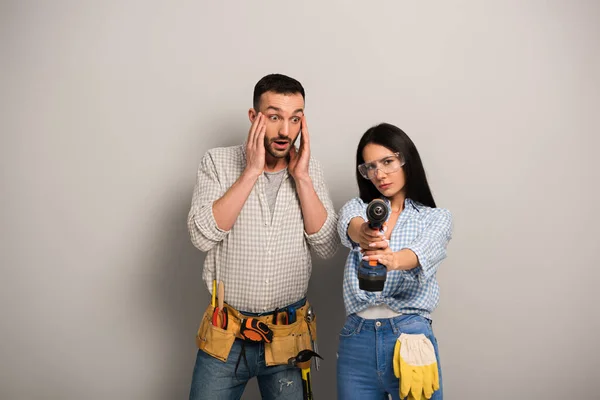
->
xmin=361 ymin=240 xmax=401 ymax=271
xmin=362 ymin=244 xmax=418 ymax=271
xmin=350 ymin=218 xmax=384 ymax=250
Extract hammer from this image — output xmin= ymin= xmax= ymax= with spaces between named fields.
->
xmin=288 ymin=349 xmax=323 ymax=400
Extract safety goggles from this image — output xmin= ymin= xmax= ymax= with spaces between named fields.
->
xmin=358 ymin=152 xmax=406 ymax=180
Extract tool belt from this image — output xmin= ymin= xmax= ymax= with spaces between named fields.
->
xmin=195 ymin=299 xmax=318 ymax=366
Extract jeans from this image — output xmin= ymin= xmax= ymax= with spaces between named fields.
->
xmin=336 ymin=313 xmax=443 ymax=400
xmin=189 ymin=338 xmax=303 ymax=400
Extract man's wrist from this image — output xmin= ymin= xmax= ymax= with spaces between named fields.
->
xmin=292 ymin=174 xmax=312 ymax=187
xmin=242 ymin=167 xmax=262 ymax=181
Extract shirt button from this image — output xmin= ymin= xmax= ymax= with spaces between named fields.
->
xmin=265 ymin=279 xmax=269 ymax=284
xmin=375 ymin=321 xmax=382 ymax=328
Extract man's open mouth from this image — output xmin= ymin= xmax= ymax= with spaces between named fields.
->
xmin=272 ymin=140 xmax=290 ymax=149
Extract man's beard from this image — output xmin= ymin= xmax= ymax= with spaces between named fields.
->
xmin=264 ymin=136 xmax=292 ymax=159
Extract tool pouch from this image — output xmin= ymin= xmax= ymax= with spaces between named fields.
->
xmin=195 ymin=301 xmax=317 ymax=365
xmin=195 ymin=304 xmax=236 ymax=362
xmin=264 ymin=311 xmax=317 ymax=366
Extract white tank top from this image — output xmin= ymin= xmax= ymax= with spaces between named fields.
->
xmin=356 ymin=303 xmax=402 ymax=319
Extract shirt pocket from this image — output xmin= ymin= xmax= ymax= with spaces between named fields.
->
xmin=339 ymin=315 xmax=361 ymax=338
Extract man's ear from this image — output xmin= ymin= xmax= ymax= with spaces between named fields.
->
xmin=248 ymin=108 xmax=257 ymax=123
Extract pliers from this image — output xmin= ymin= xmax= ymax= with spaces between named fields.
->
xmin=212 ymin=305 xmax=228 ymax=329
xmin=212 ymin=280 xmax=227 ymax=329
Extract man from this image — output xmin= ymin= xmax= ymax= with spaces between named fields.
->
xmin=187 ymin=73 xmax=339 ymax=399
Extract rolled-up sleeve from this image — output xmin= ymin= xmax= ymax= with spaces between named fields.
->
xmin=337 ymin=197 xmax=367 ymax=250
xmin=187 ymin=151 xmax=230 ymax=252
xmin=402 ymin=208 xmax=453 ymax=284
xmin=304 ymin=160 xmax=340 ymax=259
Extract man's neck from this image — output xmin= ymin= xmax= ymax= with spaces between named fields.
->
xmin=264 ymin=154 xmax=288 ymax=173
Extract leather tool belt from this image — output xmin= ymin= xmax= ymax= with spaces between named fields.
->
xmin=195 ymin=299 xmax=318 ymax=366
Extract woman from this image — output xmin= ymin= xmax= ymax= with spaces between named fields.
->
xmin=336 ymin=123 xmax=453 ymax=400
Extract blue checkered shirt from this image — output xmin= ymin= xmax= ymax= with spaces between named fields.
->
xmin=337 ymin=197 xmax=453 ymax=319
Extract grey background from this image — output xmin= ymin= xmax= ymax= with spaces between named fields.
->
xmin=1 ymin=1 xmax=599 ymax=399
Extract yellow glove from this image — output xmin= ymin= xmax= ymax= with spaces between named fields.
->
xmin=393 ymin=333 xmax=439 ymax=400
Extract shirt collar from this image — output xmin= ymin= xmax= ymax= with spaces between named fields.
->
xmin=240 ymin=144 xmax=289 ymax=179
xmin=382 ymin=197 xmax=421 ymax=214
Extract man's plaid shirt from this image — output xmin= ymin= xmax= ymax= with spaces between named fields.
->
xmin=187 ymin=145 xmax=339 ymax=313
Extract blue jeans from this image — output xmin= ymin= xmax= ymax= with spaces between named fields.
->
xmin=189 ymin=338 xmax=303 ymax=400
xmin=336 ymin=313 xmax=443 ymax=400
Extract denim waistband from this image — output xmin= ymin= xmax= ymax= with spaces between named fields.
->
xmin=347 ymin=312 xmax=432 ymax=333
xmin=239 ymin=297 xmax=307 ymax=317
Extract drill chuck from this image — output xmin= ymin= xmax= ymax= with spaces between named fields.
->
xmin=366 ymin=199 xmax=388 ymax=228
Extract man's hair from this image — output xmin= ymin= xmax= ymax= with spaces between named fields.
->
xmin=253 ymin=73 xmax=305 ymax=110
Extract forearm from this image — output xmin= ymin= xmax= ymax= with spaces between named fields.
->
xmin=295 ymin=176 xmax=327 ymax=235
xmin=212 ymin=169 xmax=260 ymax=231
xmin=347 ymin=217 xmax=365 ymax=245
xmin=393 ymin=249 xmax=419 ymax=270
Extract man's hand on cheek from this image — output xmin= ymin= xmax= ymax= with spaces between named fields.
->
xmin=288 ymin=115 xmax=311 ymax=181
xmin=244 ymin=112 xmax=266 ymax=177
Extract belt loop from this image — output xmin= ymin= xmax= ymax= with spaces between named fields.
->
xmin=391 ymin=316 xmax=399 ymax=335
xmin=356 ymin=317 xmax=365 ymax=334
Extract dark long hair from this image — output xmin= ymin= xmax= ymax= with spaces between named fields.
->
xmin=356 ymin=123 xmax=436 ymax=208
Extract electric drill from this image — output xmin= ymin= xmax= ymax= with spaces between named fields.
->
xmin=358 ymin=198 xmax=389 ymax=291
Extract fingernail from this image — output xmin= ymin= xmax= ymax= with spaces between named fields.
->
xmin=369 ymin=243 xmax=376 ymax=247
xmin=362 ymin=256 xmax=368 ymax=261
